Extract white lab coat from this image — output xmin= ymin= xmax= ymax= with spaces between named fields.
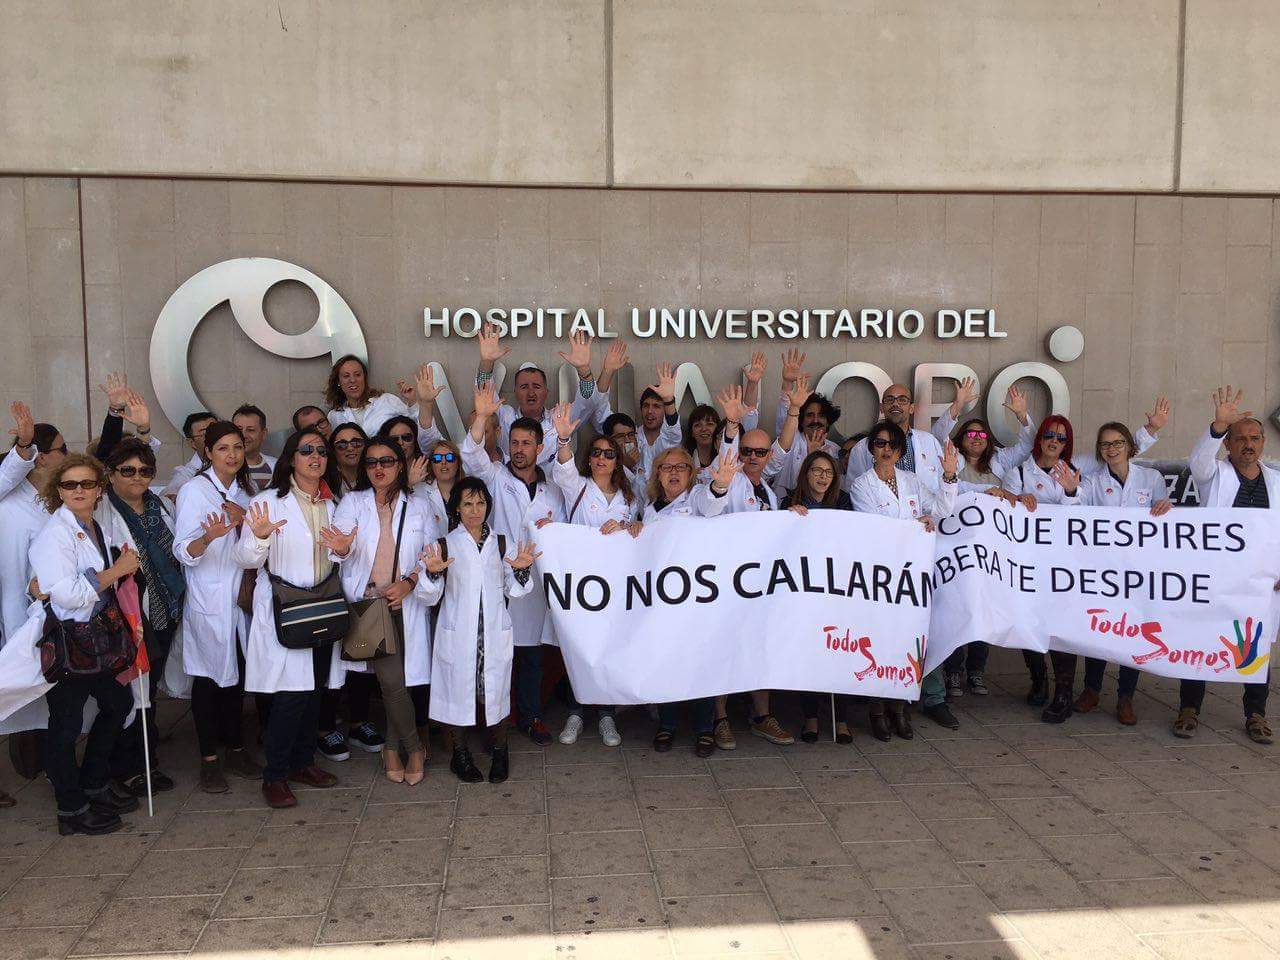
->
xmin=1001 ymin=460 xmax=1083 ymax=506
xmin=850 ymin=467 xmax=958 ymax=520
xmin=234 ymin=490 xmax=359 ymax=693
xmin=461 ymin=432 xmax=566 ymax=647
xmin=587 ymin=395 xmax=684 ymax=479
xmin=768 ymin=433 xmax=840 ymax=497
xmin=412 ymin=480 xmax=450 ymax=534
xmin=173 ymin=472 xmax=250 ymax=687
xmin=328 ymin=393 xmax=414 ymax=438
xmin=932 ymin=409 xmax=1036 ymax=493
xmin=0 ymin=480 xmax=51 ymax=640
xmin=415 ymin=525 xmax=534 ymax=727
xmin=717 ymin=471 xmax=780 ymax=514
xmin=845 ymin=427 xmax=946 ymax=495
xmin=29 ymin=506 xmax=113 ymax=623
xmin=331 ymin=490 xmax=438 ymax=687
xmin=1188 ymin=426 xmax=1280 ymax=508
xmin=490 ymin=383 xmax=594 ymax=466
xmin=0 ymin=448 xmax=35 ymax=501
xmin=162 ymin=452 xmax=203 ymax=499
xmin=552 ymin=456 xmax=642 ymax=526
xmin=1080 ymin=464 xmax=1169 ymax=508
xmin=642 ymin=483 xmax=727 ymax=522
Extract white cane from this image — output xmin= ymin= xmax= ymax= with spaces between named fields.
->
xmin=134 ymin=675 xmax=154 ymax=818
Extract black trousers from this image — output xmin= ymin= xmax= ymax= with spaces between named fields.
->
xmin=800 ymin=693 xmax=856 ymax=723
xmin=1180 ymin=674 xmax=1269 ymax=718
xmin=319 ymin=671 xmax=376 ymax=731
xmin=263 ymin=647 xmax=328 ymax=783
xmin=45 ymin=671 xmax=133 ymax=816
xmin=109 ymin=622 xmax=175 ymax=779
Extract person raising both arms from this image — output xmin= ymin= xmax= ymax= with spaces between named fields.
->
xmin=773 ymin=349 xmax=840 ymax=496
xmin=843 ymin=383 xmax=946 ymax=494
xmin=325 ymin=354 xmax=434 ymax=438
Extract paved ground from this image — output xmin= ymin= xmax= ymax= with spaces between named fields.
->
xmin=1 ymin=647 xmax=1280 ymax=959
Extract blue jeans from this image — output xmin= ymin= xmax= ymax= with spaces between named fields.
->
xmin=1083 ymin=658 xmax=1139 ymax=698
xmin=657 ymin=698 xmax=714 ymax=735
xmin=921 ymin=668 xmax=947 ymax=708
xmin=566 ymin=683 xmax=615 ymax=720
xmin=515 ymin=646 xmax=543 ymax=725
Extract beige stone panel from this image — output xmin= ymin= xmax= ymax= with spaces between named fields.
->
xmin=1086 ymin=196 xmax=1136 ymax=293
xmin=650 ymin=193 xmax=701 ymax=240
xmin=614 ymin=0 xmax=1178 ymax=189
xmin=990 ymin=290 xmax=1039 ymax=363
xmin=1180 ymin=243 xmax=1227 ymax=294
xmin=0 ymin=2 xmax=606 ymax=185
xmin=798 ymin=236 xmax=848 ymax=297
xmin=79 ymin=179 xmax=118 ymax=286
xmin=993 ymin=199 xmax=1041 ymax=294
xmin=748 ymin=241 xmax=798 ymax=303
xmin=749 ymin=193 xmax=799 ymax=242
xmin=497 ymin=238 xmax=551 ymax=301
xmin=1083 ymin=293 xmax=1133 ymax=390
xmin=26 ymin=228 xmax=84 ymax=338
xmin=23 ymin=178 xmax=78 ymax=230
xmin=445 ymin=188 xmax=502 ymax=242
xmin=1132 ymin=243 xmax=1181 ymax=341
xmin=0 ymin=178 xmax=29 ymax=286
xmin=940 ymin=243 xmax=993 ymax=304
xmin=228 ymin=182 xmax=285 ymax=236
xmin=33 ymin=335 xmax=90 ymax=444
xmin=1080 ymin=388 xmax=1123 ymax=443
xmin=175 ymin=180 xmax=230 ymax=234
xmin=643 ymin=238 xmax=702 ymax=305
xmin=1182 ymin=0 xmax=1280 ymax=192
xmin=113 ymin=180 xmax=174 ymax=234
xmin=1173 ymin=293 xmax=1226 ymax=451
xmin=547 ymin=191 xmax=602 ymax=242
xmin=848 ymin=194 xmax=897 ymax=243
xmin=895 ymin=196 xmax=946 ymax=242
xmin=0 ymin=293 xmax=34 ymax=401
xmin=1227 ymin=198 xmax=1274 ymax=246
xmin=1136 ymin=196 xmax=1182 ymax=244
xmin=495 ymin=190 xmax=549 ymax=242
xmin=1181 ymin=197 xmax=1228 ymax=245
xmin=1041 ymin=196 xmax=1090 ymax=244
xmin=1221 ymin=341 xmax=1268 ymax=410
xmin=1225 ymin=244 xmax=1274 ymax=341
xmin=600 ymin=191 xmax=650 ymax=240
xmin=343 ymin=236 xmax=399 ymax=342
xmin=945 ymin=195 xmax=994 ymax=244
xmin=798 ymin=194 xmax=850 ymax=240
xmin=288 ymin=183 xmax=345 ymax=239
xmin=83 ymin=284 xmax=126 ymax=390
xmin=336 ymin=185 xmax=392 ymax=239
xmin=1037 ymin=243 xmax=1087 ymax=329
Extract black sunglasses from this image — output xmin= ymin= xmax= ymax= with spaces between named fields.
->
xmin=1041 ymin=431 xmax=1068 ymax=443
xmin=363 ymin=456 xmax=398 ymax=468
xmin=333 ymin=438 xmax=366 ymax=450
xmin=589 ymin=447 xmax=617 ymax=460
xmin=47 ymin=443 xmax=68 ymax=455
xmin=431 ymin=452 xmax=457 ymax=463
xmin=871 ymin=437 xmax=897 ymax=449
xmin=58 ymin=479 xmax=100 ymax=491
xmin=740 ymin=446 xmax=770 ymax=458
xmin=388 ymin=432 xmax=415 ymax=444
xmin=297 ymin=444 xmax=328 ymax=457
xmin=113 ymin=465 xmax=156 ymax=479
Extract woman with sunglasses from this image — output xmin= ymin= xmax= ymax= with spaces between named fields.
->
xmin=851 ymin=420 xmax=959 ymax=741
xmin=95 ymin=438 xmax=183 ymax=797
xmin=30 ymin=454 xmax=141 ymax=835
xmin=328 ymin=440 xmax=437 ymax=785
xmin=378 ymin=415 xmax=432 ymax=488
xmin=328 ymin=423 xmax=368 ymax=495
xmin=173 ymin=421 xmax=262 ymax=793
xmin=235 ymin=429 xmax=357 ymax=809
xmin=1063 ymin=421 xmax=1174 ymax=726
xmin=551 ymin=402 xmax=642 ymax=748
xmin=416 ymin=439 xmax=465 ymax=533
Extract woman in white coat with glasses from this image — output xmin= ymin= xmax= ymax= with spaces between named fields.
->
xmin=417 ymin=477 xmax=539 ymax=784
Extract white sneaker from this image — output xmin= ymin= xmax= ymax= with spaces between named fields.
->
xmin=599 ymin=715 xmax=622 ymax=747
xmin=559 ymin=714 xmax=584 ymax=745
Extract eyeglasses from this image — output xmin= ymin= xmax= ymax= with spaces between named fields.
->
xmin=809 ymin=467 xmax=835 ymax=479
xmin=388 ymin=432 xmax=415 ymax=444
xmin=333 ymin=439 xmax=366 ymax=450
xmin=740 ymin=446 xmax=771 ymax=458
xmin=57 ymin=479 xmax=100 ymax=491
xmin=431 ymin=452 xmax=457 ymax=463
xmin=658 ymin=463 xmax=692 ymax=474
xmin=363 ymin=456 xmax=398 ymax=468
xmin=1041 ymin=431 xmax=1068 ymax=443
xmin=870 ymin=438 xmax=897 ymax=449
xmin=112 ymin=465 xmax=156 ymax=479
xmin=47 ymin=443 xmax=68 ymax=455
xmin=882 ymin=395 xmax=912 ymax=406
xmin=589 ymin=448 xmax=617 ymax=460
xmin=612 ymin=430 xmax=637 ymax=443
xmin=297 ymin=444 xmax=328 ymax=457
xmin=963 ymin=430 xmax=989 ymax=440
xmin=1098 ymin=439 xmax=1129 ymax=451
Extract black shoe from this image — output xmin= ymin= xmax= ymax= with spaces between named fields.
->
xmin=889 ymin=705 xmax=914 ymax=740
xmin=200 ymin=757 xmax=229 ymax=794
xmin=653 ymin=731 xmax=674 ymax=753
xmin=869 ymin=712 xmax=892 ymax=742
xmin=800 ymin=724 xmax=819 ymax=744
xmin=58 ymin=809 xmax=122 ymax=836
xmin=1026 ymin=674 xmax=1049 ymax=707
xmin=348 ymin=722 xmax=385 ymax=753
xmin=1041 ymin=690 xmax=1074 ymax=724
xmin=488 ymin=747 xmax=509 ymax=784
xmin=450 ymin=748 xmax=484 ymax=783
xmin=924 ymin=703 xmax=960 ymax=730
xmin=118 ymin=770 xmax=174 ymax=797
xmin=316 ymin=731 xmax=350 ymax=762
xmin=89 ymin=788 xmax=138 ymax=816
xmin=694 ymin=734 xmax=715 ymax=758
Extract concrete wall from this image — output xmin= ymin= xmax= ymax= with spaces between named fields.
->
xmin=6 ymin=176 xmax=1277 ymax=477
xmin=0 ymin=1 xmax=1277 ymax=192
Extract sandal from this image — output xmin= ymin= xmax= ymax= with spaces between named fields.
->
xmin=653 ymin=731 xmax=674 ymax=753
xmin=1246 ymin=713 xmax=1274 ymax=745
xmin=694 ymin=734 xmax=715 ymax=758
xmin=1172 ymin=707 xmax=1199 ymax=739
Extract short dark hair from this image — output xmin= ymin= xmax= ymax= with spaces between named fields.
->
xmin=639 ymin=387 xmax=663 ymax=405
xmin=603 ymin=413 xmax=637 ymax=436
xmin=232 ymin=404 xmax=267 ymax=429
xmin=509 ymin=416 xmax=544 ymax=445
xmin=801 ymin=394 xmax=840 ymax=427
xmin=104 ymin=437 xmax=156 ymax=472
xmin=182 ymin=411 xmax=216 ymax=439
xmin=446 ymin=476 xmax=494 ymax=529
xmin=292 ymin=404 xmax=326 ymax=431
xmin=869 ymin=419 xmax=907 ymax=454
xmin=513 ymin=366 xmax=548 ymax=388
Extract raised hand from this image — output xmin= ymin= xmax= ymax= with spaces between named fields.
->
xmin=246 ymin=501 xmax=287 ymax=539
xmin=743 ymin=351 xmax=767 ymax=384
xmin=942 ymin=439 xmax=959 ymax=477
xmin=9 ymin=401 xmax=33 ymax=448
xmin=123 ymin=391 xmax=150 ymax=432
xmin=781 ymin=348 xmax=807 ymax=385
xmin=785 ymin=373 xmax=812 ymax=412
xmin=99 ymin=372 xmax=131 ymax=411
xmin=408 ymin=455 xmax=429 ymax=487
xmin=1002 ymin=385 xmax=1028 ymax=423
xmin=504 ymin=540 xmax=543 ymax=570
xmin=319 ymin=523 xmax=358 ymax=556
xmin=1212 ymin=386 xmax=1248 ymax=430
xmin=1145 ymin=395 xmax=1171 ymax=433
xmin=601 ymin=341 xmax=629 ymax=374
xmin=419 ymin=542 xmax=454 ymax=574
xmin=558 ymin=331 xmax=593 ymax=374
xmin=1050 ymin=460 xmax=1081 ymax=495
xmin=650 ymin=362 xmax=677 ymax=404
xmin=953 ymin=376 xmax=978 ymax=414
xmin=415 ymin=363 xmax=444 ymax=403
xmin=716 ymin=384 xmax=750 ymax=423
xmin=200 ymin=510 xmax=233 ymax=542
xmin=478 ymin=323 xmax=510 ymax=363
xmin=473 ymin=382 xmax=502 ymax=422
xmin=395 ymin=377 xmax=417 ymax=404
xmin=711 ymin=447 xmax=742 ymax=491
xmin=551 ymin=402 xmax=580 ymax=441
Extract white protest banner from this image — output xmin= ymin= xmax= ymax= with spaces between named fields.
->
xmin=928 ymin=494 xmax=1280 ymax=682
xmin=534 ymin=511 xmax=934 ymax=704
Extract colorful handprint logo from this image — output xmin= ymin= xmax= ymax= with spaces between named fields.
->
xmin=1219 ymin=618 xmax=1271 ymax=676
xmin=907 ymin=635 xmax=926 ymax=686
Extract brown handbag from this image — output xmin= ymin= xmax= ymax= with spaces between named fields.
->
xmin=342 ymin=501 xmax=408 ymax=661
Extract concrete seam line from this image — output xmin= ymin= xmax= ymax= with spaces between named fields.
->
xmin=1173 ymin=0 xmax=1188 ymax=192
xmin=604 ymin=0 xmax=615 ymax=188
xmin=76 ymin=178 xmax=93 ymax=443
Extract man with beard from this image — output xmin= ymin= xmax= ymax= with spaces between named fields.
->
xmin=1178 ymin=385 xmax=1279 ymax=744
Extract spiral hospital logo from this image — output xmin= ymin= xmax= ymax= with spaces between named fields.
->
xmin=1219 ymin=617 xmax=1270 ymax=677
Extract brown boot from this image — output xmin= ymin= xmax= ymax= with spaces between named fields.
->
xmin=1115 ymin=697 xmax=1137 ymax=726
xmin=1073 ymin=688 xmax=1100 ymax=714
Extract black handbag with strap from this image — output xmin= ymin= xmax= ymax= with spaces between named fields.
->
xmin=268 ymin=564 xmax=350 ymax=650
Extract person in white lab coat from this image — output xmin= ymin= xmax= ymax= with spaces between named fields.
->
xmin=551 ymin=401 xmax=642 ymax=748
xmin=173 ymin=420 xmax=262 ymax=794
xmin=475 ymin=324 xmax=598 ymax=465
xmin=416 ymin=438 xmax=463 ymax=533
xmin=417 ymin=477 xmax=539 ymax=784
xmin=328 ymin=439 xmax=436 ymax=785
xmin=98 ymin=438 xmax=184 ymax=797
xmin=329 ymin=423 xmax=368 ymax=498
xmin=843 ymin=383 xmax=946 ymax=494
xmin=589 ymin=345 xmax=685 ymax=480
xmin=236 ymin=429 xmax=355 ymax=809
xmin=465 ymin=384 xmax=566 ymax=746
xmin=851 ymin=420 xmax=960 ymax=742
xmin=1175 ymin=387 xmax=1278 ymax=745
xmin=31 ymin=454 xmax=140 ymax=836
xmin=1066 ymin=421 xmax=1175 ymax=727
xmin=325 ymin=354 xmax=417 ymax=436
xmin=161 ymin=411 xmax=217 ymax=500
xmin=644 ymin=447 xmax=737 ymax=756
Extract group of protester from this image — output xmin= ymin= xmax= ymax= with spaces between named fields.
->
xmin=0 ymin=327 xmax=1272 ymax=838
